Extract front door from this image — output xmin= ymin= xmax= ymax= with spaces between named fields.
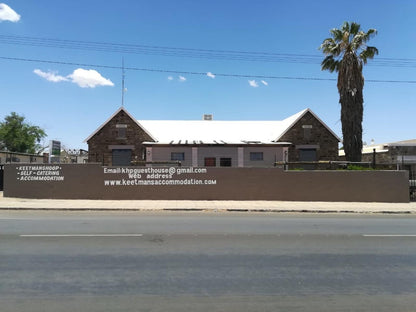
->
xmin=299 ymin=149 xmax=317 ymax=170
xmin=299 ymin=149 xmax=317 ymax=162
xmin=112 ymin=149 xmax=132 ymax=166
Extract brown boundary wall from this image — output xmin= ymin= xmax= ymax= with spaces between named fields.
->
xmin=3 ymin=164 xmax=410 ymax=202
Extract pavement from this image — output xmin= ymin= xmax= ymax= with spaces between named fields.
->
xmin=1 ymin=192 xmax=416 ymax=214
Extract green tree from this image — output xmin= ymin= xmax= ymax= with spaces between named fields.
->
xmin=0 ymin=112 xmax=46 ymax=154
xmin=319 ymin=22 xmax=378 ymax=162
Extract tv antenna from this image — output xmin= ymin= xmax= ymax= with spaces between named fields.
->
xmin=121 ymin=58 xmax=126 ymax=107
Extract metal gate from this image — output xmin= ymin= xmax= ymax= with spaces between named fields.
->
xmin=409 ymin=167 xmax=416 ymax=201
xmin=0 ymin=165 xmax=4 ymax=191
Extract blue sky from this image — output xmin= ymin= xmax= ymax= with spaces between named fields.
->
xmin=0 ymin=0 xmax=415 ymax=150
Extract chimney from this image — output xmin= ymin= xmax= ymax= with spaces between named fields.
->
xmin=203 ymin=114 xmax=213 ymax=121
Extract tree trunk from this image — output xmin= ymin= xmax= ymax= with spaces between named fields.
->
xmin=337 ymin=52 xmax=364 ymax=162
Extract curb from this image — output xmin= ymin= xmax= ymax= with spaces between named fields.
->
xmin=0 ymin=207 xmax=414 ymax=214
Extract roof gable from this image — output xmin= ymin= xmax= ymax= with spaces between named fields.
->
xmin=275 ymin=108 xmax=341 ymax=142
xmin=84 ymin=107 xmax=156 ymax=143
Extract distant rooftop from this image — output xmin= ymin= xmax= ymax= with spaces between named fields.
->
xmin=339 ymin=138 xmax=416 ymax=156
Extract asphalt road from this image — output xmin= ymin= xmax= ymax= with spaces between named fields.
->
xmin=1 ymin=211 xmax=416 ymax=312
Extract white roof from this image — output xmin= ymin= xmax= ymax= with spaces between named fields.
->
xmin=339 ymin=144 xmax=388 ymax=157
xmin=140 ymin=108 xmax=339 ymax=144
xmin=85 ymin=107 xmax=340 ymax=145
xmin=140 ymin=120 xmax=289 ymax=144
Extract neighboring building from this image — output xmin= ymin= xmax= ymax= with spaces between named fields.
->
xmin=60 ymin=149 xmax=89 ymax=164
xmin=0 ymin=150 xmax=88 ymax=164
xmin=0 ymin=151 xmax=46 ymax=164
xmin=85 ymin=107 xmax=340 ymax=167
xmin=348 ymin=139 xmax=416 ymax=171
xmin=359 ymin=139 xmax=416 ymax=201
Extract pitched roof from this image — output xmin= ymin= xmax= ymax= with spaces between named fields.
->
xmin=85 ymin=107 xmax=341 ymax=144
xmin=139 ymin=108 xmax=341 ymax=144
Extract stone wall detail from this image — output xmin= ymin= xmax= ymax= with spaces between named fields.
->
xmin=279 ymin=111 xmax=339 ymax=162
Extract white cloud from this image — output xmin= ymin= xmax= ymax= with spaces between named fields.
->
xmin=34 ymin=68 xmax=114 ymax=88
xmin=34 ymin=69 xmax=68 ymax=82
xmin=0 ymin=3 xmax=20 ymax=22
xmin=207 ymin=72 xmax=215 ymax=79
xmin=68 ymin=68 xmax=114 ymax=88
xmin=248 ymin=80 xmax=259 ymax=88
xmin=179 ymin=76 xmax=186 ymax=82
xmin=261 ymin=80 xmax=268 ymax=86
xmin=167 ymin=76 xmax=174 ymax=81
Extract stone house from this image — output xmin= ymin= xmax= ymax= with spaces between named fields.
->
xmin=358 ymin=139 xmax=416 ymax=172
xmin=85 ymin=107 xmax=340 ymax=167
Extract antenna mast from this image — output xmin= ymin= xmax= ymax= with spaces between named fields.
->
xmin=121 ymin=58 xmax=125 ymax=107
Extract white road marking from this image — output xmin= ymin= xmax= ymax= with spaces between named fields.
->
xmin=20 ymin=234 xmax=144 ymax=237
xmin=362 ymin=234 xmax=416 ymax=237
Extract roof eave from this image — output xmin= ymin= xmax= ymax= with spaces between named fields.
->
xmin=143 ymin=141 xmax=292 ymax=146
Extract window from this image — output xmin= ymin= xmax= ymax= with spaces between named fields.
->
xmin=116 ymin=124 xmax=127 ymax=139
xmin=250 ymin=152 xmax=264 ymax=161
xmin=220 ymin=157 xmax=232 ymax=167
xmin=204 ymin=157 xmax=216 ymax=167
xmin=171 ymin=152 xmax=185 ymax=161
xmin=117 ymin=128 xmax=126 ymax=138
xmin=302 ymin=125 xmax=312 ymax=140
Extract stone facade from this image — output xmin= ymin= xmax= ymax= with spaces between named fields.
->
xmin=87 ymin=109 xmax=154 ymax=166
xmin=279 ymin=111 xmax=339 ymax=162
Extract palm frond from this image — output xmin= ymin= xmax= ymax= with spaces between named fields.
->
xmin=359 ymin=46 xmax=379 ymax=64
xmin=366 ymin=28 xmax=377 ymax=36
xmin=330 ymin=43 xmax=342 ymax=57
xmin=341 ymin=21 xmax=350 ymax=33
xmin=319 ymin=38 xmax=344 ymax=58
xmin=351 ymin=28 xmax=378 ymax=52
xmin=319 ymin=38 xmax=336 ymax=54
xmin=330 ymin=28 xmax=344 ymax=42
xmin=365 ymin=28 xmax=377 ymax=41
xmin=351 ymin=31 xmax=366 ymax=50
xmin=350 ymin=22 xmax=361 ymax=36
xmin=321 ymin=55 xmax=340 ymax=73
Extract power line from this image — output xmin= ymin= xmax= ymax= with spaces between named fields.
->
xmin=0 ymin=35 xmax=319 ymax=63
xmin=1 ymin=34 xmax=416 ymax=68
xmin=1 ymin=55 xmax=416 ymax=84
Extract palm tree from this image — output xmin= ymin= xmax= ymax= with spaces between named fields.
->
xmin=319 ymin=22 xmax=378 ymax=162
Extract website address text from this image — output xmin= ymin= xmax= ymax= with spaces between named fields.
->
xmin=104 ymin=178 xmax=216 ymax=186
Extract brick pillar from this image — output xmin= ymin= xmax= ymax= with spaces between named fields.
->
xmin=192 ymin=147 xmax=198 ymax=167
xmin=146 ymin=147 xmax=152 ymax=162
xmin=238 ymin=147 xmax=244 ymax=167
